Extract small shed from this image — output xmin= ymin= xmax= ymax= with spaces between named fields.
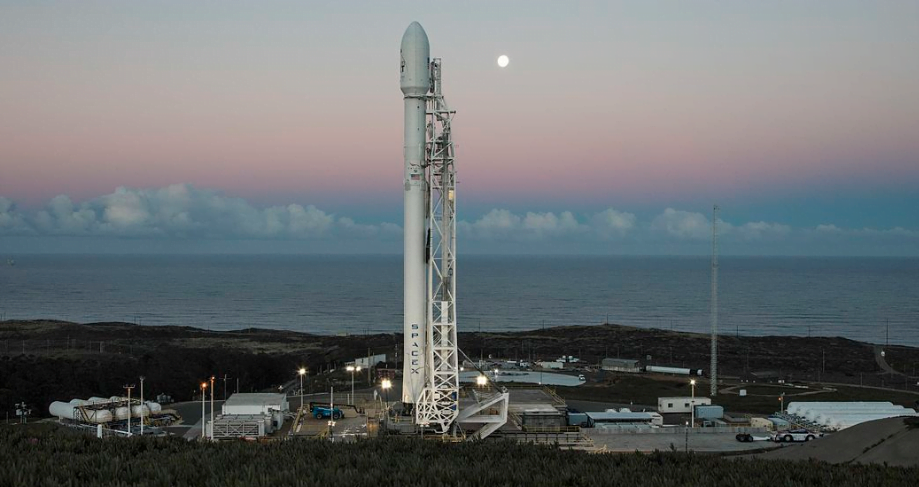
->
xmin=601 ymin=358 xmax=641 ymax=373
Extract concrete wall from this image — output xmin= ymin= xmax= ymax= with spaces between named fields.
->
xmin=587 ymin=426 xmax=769 ymax=436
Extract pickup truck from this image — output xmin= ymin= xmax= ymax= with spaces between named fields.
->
xmin=313 ymin=406 xmax=344 ymax=420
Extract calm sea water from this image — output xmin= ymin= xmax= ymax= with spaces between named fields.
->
xmin=0 ymin=255 xmax=917 ymax=346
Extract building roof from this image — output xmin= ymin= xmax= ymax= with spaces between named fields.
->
xmin=224 ymin=393 xmax=287 ymax=408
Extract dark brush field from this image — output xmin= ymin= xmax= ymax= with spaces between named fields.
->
xmin=1 ymin=423 xmax=917 ymax=487
xmin=2 ymin=320 xmax=918 ymax=417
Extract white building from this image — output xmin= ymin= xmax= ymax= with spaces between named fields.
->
xmin=222 ymin=393 xmax=289 ymax=431
xmin=354 ymin=353 xmax=388 ymax=368
xmin=657 ymin=396 xmax=712 ymax=414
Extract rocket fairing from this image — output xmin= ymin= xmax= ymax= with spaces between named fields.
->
xmin=401 ymin=21 xmax=430 ymax=405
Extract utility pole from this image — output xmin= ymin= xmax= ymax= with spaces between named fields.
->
xmin=139 ymin=376 xmax=145 ymax=436
xmin=123 ymin=384 xmax=135 ymax=436
xmin=209 ymin=376 xmax=215 ymax=440
xmin=710 ymin=204 xmax=719 ymax=397
xmin=221 ymin=374 xmax=230 ymax=401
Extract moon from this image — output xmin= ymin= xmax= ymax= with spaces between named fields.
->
xmin=497 ymin=55 xmax=509 ymax=68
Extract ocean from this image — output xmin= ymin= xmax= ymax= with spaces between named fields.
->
xmin=0 ymin=255 xmax=917 ymax=346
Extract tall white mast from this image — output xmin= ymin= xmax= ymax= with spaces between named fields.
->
xmin=710 ymin=204 xmax=719 ymax=397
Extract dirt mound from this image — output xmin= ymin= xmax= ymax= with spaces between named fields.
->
xmin=759 ymin=417 xmax=919 ymax=467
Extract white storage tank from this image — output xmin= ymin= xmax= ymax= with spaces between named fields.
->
xmin=145 ymin=401 xmax=162 ymax=413
xmin=131 ymin=404 xmax=150 ymax=417
xmin=49 ymin=401 xmax=114 ymax=423
xmin=114 ymin=406 xmax=131 ymax=421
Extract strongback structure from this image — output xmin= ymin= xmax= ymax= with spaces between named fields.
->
xmin=400 ymin=22 xmax=506 ymax=436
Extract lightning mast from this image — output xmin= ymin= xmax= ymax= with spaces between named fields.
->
xmin=710 ymin=204 xmax=719 ymax=397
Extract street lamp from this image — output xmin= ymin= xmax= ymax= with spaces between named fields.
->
xmin=139 ymin=376 xmax=145 ymax=436
xmin=209 ymin=376 xmax=215 ymax=440
xmin=381 ymin=379 xmax=392 ymax=404
xmin=690 ymin=379 xmax=696 ymax=428
xmin=476 ymin=375 xmax=488 ymax=387
xmin=298 ymin=368 xmax=307 ymax=414
xmin=381 ymin=379 xmax=392 ymax=428
xmin=123 ymin=384 xmax=135 ymax=436
xmin=199 ymin=381 xmax=207 ymax=440
xmin=346 ymin=365 xmax=361 ymax=405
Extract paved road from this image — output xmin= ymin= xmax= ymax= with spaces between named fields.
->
xmin=588 ymin=432 xmax=779 ymax=453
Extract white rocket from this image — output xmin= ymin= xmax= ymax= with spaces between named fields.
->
xmin=401 ymin=21 xmax=429 ymax=406
xmin=397 ymin=22 xmax=506 ymax=436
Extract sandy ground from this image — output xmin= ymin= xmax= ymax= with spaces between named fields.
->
xmin=756 ymin=417 xmax=919 ymax=467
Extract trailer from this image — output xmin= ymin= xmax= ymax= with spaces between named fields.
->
xmin=645 ymin=365 xmax=704 ymax=376
xmin=658 ymin=397 xmax=711 ymax=414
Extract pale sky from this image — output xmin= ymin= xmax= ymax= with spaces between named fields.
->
xmin=1 ymin=1 xmax=917 ymax=254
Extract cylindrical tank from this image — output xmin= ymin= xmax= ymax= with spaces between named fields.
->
xmin=131 ymin=404 xmax=150 ymax=417
xmin=114 ymin=406 xmax=131 ymax=420
xmin=145 ymin=401 xmax=162 ymax=413
xmin=645 ymin=365 xmax=692 ymax=375
xmin=88 ymin=396 xmax=109 ymax=404
xmin=49 ymin=401 xmax=113 ymax=423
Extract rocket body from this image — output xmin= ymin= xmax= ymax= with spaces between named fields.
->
xmin=401 ymin=22 xmax=429 ymax=405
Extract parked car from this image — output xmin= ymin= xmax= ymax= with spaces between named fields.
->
xmin=313 ymin=406 xmax=343 ymax=420
xmin=771 ymin=428 xmax=823 ymax=442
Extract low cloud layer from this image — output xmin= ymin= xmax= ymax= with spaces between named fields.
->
xmin=1 ymin=184 xmax=397 ymax=240
xmin=1 ymin=185 xmax=916 ymax=255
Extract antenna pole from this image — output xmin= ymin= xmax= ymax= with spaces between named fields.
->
xmin=710 ymin=204 xmax=719 ymax=397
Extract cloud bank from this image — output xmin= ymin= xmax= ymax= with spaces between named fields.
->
xmin=2 ymin=184 xmax=398 ymax=240
xmin=1 ymin=184 xmax=916 ymax=254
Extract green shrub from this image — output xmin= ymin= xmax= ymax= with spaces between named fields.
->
xmin=0 ymin=427 xmax=916 ymax=487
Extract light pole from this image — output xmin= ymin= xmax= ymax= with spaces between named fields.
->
xmin=328 ymin=384 xmax=335 ymax=441
xmin=139 ymin=376 xmax=145 ymax=436
xmin=209 ymin=376 xmax=215 ymax=440
xmin=381 ymin=379 xmax=392 ymax=429
xmin=690 ymin=379 xmax=696 ymax=428
xmin=123 ymin=384 xmax=135 ymax=436
xmin=298 ymin=367 xmax=307 ymax=414
xmin=346 ymin=365 xmax=361 ymax=405
xmin=381 ymin=379 xmax=392 ymax=405
xmin=200 ymin=381 xmax=207 ymax=440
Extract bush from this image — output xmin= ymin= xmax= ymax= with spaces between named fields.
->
xmin=1 ymin=426 xmax=917 ymax=487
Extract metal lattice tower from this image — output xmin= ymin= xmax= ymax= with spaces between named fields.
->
xmin=710 ymin=204 xmax=719 ymax=397
xmin=414 ymin=58 xmax=460 ymax=433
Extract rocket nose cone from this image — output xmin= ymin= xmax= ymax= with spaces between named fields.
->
xmin=404 ymin=21 xmax=425 ymax=37
xmin=401 ymin=21 xmax=429 ymax=50
xmin=400 ymin=21 xmax=430 ymax=96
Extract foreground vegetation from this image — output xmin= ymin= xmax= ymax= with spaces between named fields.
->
xmin=1 ymin=424 xmax=917 ymax=487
